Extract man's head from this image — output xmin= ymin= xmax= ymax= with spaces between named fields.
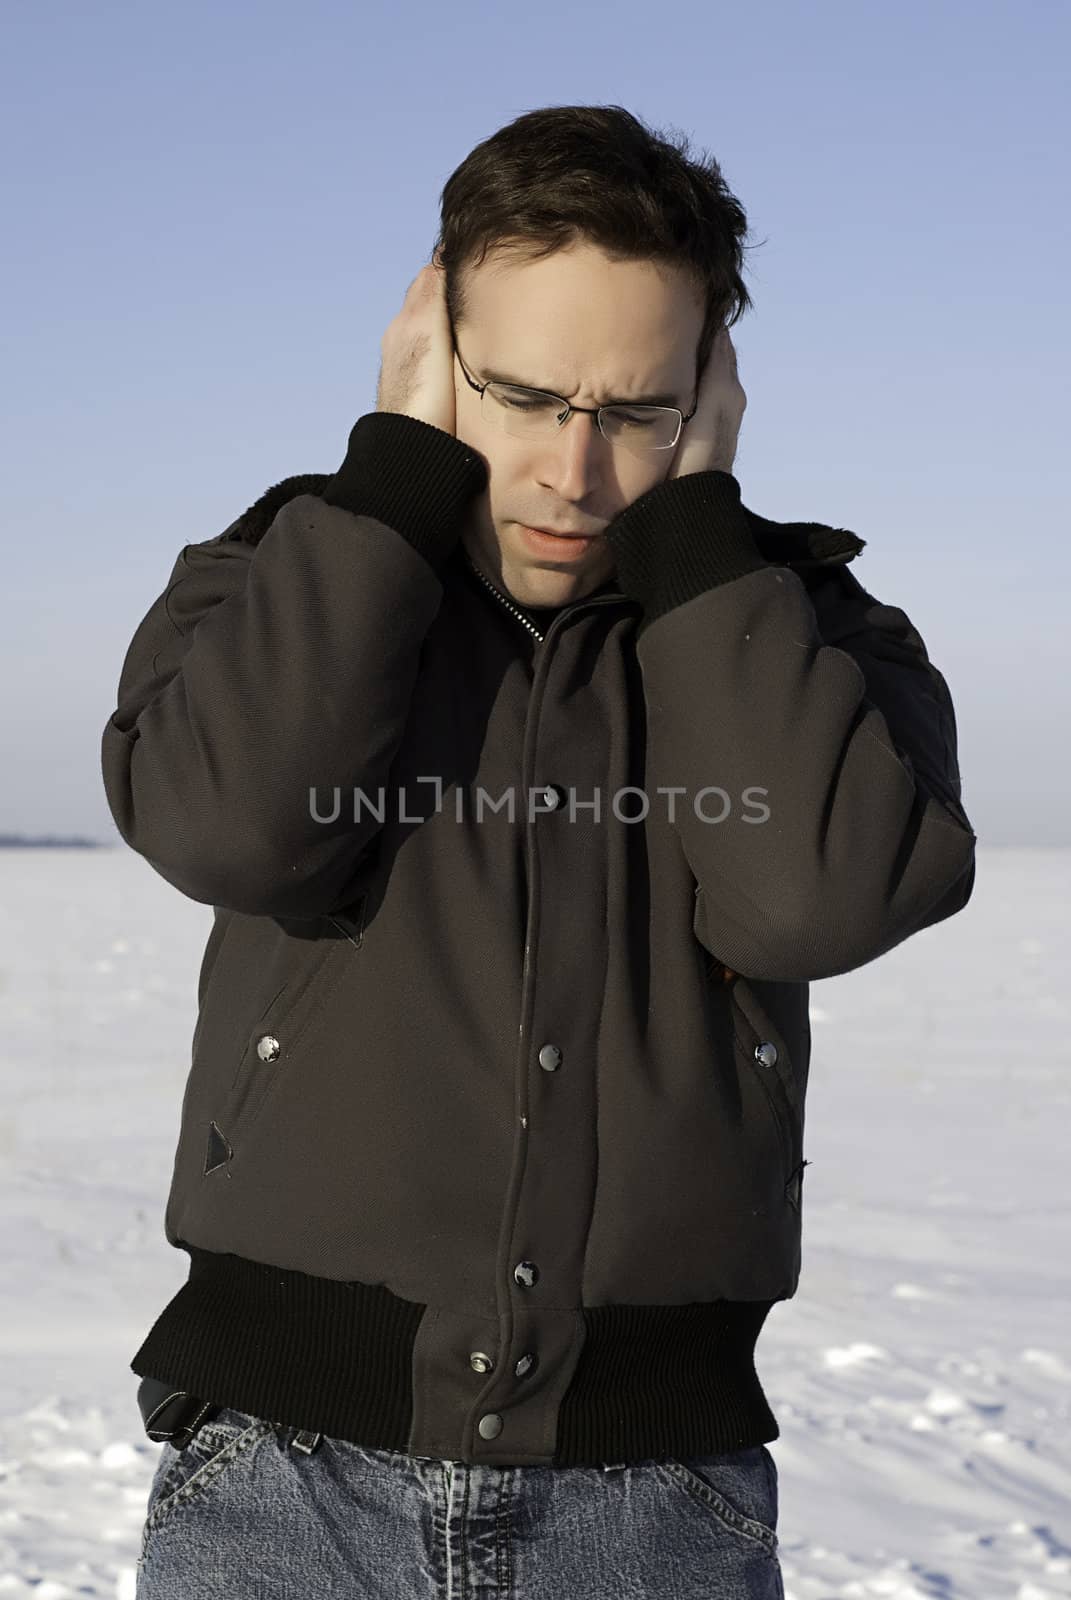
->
xmin=433 ymin=104 xmax=755 ymax=609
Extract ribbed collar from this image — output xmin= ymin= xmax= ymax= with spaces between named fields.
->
xmin=225 ymin=470 xmax=866 ymax=579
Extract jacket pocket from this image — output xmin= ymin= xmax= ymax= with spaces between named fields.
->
xmin=218 ymin=896 xmax=366 ymax=1146
xmin=727 ymin=979 xmax=799 ymax=1178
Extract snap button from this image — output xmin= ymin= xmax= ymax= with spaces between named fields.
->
xmin=469 ymin=1351 xmax=495 ymax=1374
xmin=513 ymin=1261 xmax=539 ymax=1288
xmin=540 ymin=784 xmax=564 ymax=810
xmin=754 ymin=1040 xmax=778 ymax=1068
xmin=538 ymin=1043 xmax=562 ymax=1072
xmin=478 ymin=1413 xmax=503 ymax=1439
xmin=256 ymin=1034 xmax=281 ymax=1062
xmin=514 ymin=1352 xmax=538 ymax=1379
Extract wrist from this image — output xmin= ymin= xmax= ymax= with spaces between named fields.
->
xmin=605 ymin=470 xmax=768 ymax=626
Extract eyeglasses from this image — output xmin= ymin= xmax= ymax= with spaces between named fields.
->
xmin=453 ymin=340 xmax=697 ymax=459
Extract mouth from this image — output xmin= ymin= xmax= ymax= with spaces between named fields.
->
xmin=518 ymin=523 xmax=604 ymax=560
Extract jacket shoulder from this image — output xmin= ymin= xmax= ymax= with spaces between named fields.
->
xmin=218 ymin=472 xmax=334 ymax=548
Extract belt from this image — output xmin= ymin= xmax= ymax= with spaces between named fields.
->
xmin=136 ymin=1374 xmax=323 ymax=1455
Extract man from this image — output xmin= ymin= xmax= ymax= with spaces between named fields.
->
xmin=106 ymin=105 xmax=975 ymax=1599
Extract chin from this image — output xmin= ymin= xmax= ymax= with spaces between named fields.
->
xmin=523 ymin=568 xmax=607 ymax=606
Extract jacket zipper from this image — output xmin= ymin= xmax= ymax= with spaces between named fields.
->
xmin=459 ymin=545 xmax=631 ymax=1167
xmin=460 ymin=546 xmax=627 ymax=644
xmin=467 ymin=550 xmax=804 ymax=1193
xmin=463 ymin=552 xmax=545 ymax=641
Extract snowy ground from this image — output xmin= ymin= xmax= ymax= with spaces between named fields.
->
xmin=0 ymin=844 xmax=1068 ymax=1598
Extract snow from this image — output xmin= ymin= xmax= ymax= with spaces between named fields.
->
xmin=1 ymin=844 xmax=1068 ymax=1596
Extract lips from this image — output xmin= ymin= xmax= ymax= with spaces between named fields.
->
xmin=526 ymin=525 xmax=599 ymax=538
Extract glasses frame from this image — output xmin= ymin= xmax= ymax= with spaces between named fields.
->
xmin=452 ymin=337 xmax=698 ymax=457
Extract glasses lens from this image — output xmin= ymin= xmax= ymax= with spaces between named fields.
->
xmin=483 ymin=384 xmax=565 ymax=436
xmin=600 ymin=406 xmax=682 ymax=451
xmin=482 ymin=384 xmax=681 ymax=454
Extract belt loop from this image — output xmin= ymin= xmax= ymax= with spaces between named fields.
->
xmin=290 ymin=1429 xmax=323 ymax=1455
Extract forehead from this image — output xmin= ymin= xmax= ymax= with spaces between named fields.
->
xmin=459 ymin=243 xmax=703 ymax=390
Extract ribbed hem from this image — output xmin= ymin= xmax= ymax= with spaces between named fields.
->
xmin=130 ymin=1245 xmax=780 ymax=1467
xmin=319 ymin=412 xmax=488 ymax=574
xmin=605 ymin=470 xmax=769 ymax=630
xmin=555 ymin=1298 xmax=779 ymax=1464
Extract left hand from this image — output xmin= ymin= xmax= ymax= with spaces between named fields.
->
xmin=667 ymin=326 xmax=746 ymax=479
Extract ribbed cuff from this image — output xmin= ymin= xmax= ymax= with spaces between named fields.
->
xmin=604 ymin=470 xmax=770 ymax=627
xmin=319 ymin=412 xmax=488 ymax=575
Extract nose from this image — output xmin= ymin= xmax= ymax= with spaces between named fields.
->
xmin=535 ymin=408 xmax=608 ymax=502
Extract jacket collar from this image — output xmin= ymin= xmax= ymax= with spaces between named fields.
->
xmin=742 ymin=505 xmax=866 ymax=567
xmin=224 ymin=473 xmax=335 ymax=545
xmin=226 ymin=472 xmax=866 ymax=572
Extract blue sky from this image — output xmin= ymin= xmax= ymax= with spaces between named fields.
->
xmin=2 ymin=0 xmax=1067 ymax=845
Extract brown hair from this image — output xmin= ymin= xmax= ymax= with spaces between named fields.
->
xmin=432 ymin=103 xmax=759 ymax=382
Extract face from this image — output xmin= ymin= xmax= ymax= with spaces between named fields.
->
xmin=451 ymin=240 xmax=705 ymax=608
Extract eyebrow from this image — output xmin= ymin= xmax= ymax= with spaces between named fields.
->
xmin=483 ymin=368 xmax=681 ymax=408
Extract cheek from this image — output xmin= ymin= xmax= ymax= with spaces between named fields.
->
xmin=454 ymin=402 xmax=518 ymax=502
xmin=454 ymin=379 xmax=493 ymax=455
xmin=642 ymin=453 xmax=673 ymax=488
xmin=616 ymin=456 xmax=670 ymax=510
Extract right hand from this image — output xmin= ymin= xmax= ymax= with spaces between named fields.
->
xmin=376 ymin=256 xmax=456 ymax=436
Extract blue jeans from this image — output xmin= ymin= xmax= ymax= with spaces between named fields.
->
xmin=136 ymin=1403 xmax=784 ymax=1598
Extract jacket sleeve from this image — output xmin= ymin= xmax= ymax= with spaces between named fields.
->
xmin=604 ymin=469 xmax=977 ymax=983
xmin=100 ymin=412 xmax=488 ymax=918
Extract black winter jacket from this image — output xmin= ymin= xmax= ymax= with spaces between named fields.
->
xmin=101 ymin=411 xmax=976 ymax=1466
